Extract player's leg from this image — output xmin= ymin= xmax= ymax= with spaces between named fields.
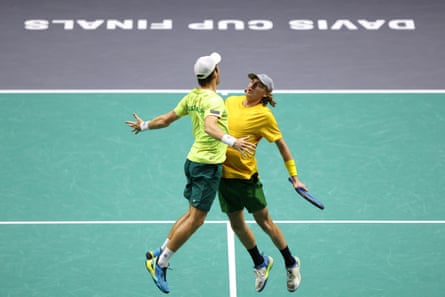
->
xmin=164 ymin=205 xmax=207 ymax=253
xmin=156 ymin=160 xmax=220 ymax=264
xmin=253 ymin=207 xmax=301 ymax=291
xmin=253 ymin=207 xmax=287 ymax=249
xmin=227 ymin=210 xmax=256 ymax=249
xmin=146 ymin=210 xmax=191 ymax=260
xmin=146 ymin=205 xmax=207 ymax=294
xmin=227 ymin=209 xmax=273 ymax=292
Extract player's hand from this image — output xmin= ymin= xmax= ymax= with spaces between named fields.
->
xmin=290 ymin=175 xmax=308 ymax=191
xmin=125 ymin=112 xmax=144 ymax=134
xmin=233 ymin=136 xmax=256 ymax=158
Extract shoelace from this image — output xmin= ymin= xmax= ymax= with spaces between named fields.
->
xmin=254 ymin=267 xmax=266 ymax=279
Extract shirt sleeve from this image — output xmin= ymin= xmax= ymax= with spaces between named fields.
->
xmin=173 ymin=95 xmax=189 ymax=117
xmin=261 ymin=110 xmax=282 ymax=142
xmin=204 ymin=94 xmax=225 ymax=118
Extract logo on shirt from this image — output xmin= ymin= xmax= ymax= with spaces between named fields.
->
xmin=210 ymin=110 xmax=221 ymax=116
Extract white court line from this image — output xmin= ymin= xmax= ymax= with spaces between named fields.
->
xmin=2 ymin=219 xmax=443 ymax=297
xmin=0 ymin=220 xmax=444 ymax=225
xmin=273 ymin=220 xmax=445 ymax=224
xmin=226 ymin=222 xmax=237 ymax=297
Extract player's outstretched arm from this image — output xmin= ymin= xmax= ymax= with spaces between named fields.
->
xmin=125 ymin=111 xmax=179 ymax=134
xmin=275 ymin=137 xmax=308 ymax=191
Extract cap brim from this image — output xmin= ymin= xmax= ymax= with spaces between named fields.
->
xmin=247 ymin=73 xmax=273 ymax=92
xmin=248 ymin=73 xmax=258 ymax=80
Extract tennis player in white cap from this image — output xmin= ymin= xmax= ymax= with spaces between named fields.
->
xmin=125 ymin=52 xmax=255 ymax=294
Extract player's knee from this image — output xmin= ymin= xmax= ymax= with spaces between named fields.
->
xmin=230 ymin=221 xmax=247 ymax=234
xmin=189 ymin=209 xmax=207 ymax=230
xmin=258 ymin=219 xmax=276 ymax=235
xmin=193 ymin=216 xmax=206 ymax=229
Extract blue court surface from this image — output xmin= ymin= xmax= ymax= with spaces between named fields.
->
xmin=1 ymin=91 xmax=444 ymax=297
xmin=1 ymin=1 xmax=445 ymax=296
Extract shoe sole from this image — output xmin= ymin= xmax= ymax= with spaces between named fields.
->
xmin=145 ymin=258 xmax=170 ymax=294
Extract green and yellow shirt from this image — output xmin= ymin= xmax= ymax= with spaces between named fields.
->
xmin=174 ymin=88 xmax=229 ymax=164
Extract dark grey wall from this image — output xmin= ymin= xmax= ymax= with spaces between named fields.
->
xmin=1 ymin=0 xmax=444 ymax=90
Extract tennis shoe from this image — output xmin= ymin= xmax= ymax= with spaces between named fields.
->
xmin=254 ymin=255 xmax=274 ymax=292
xmin=145 ymin=256 xmax=170 ymax=294
xmin=146 ymin=247 xmax=162 ymax=260
xmin=286 ymin=256 xmax=301 ymax=292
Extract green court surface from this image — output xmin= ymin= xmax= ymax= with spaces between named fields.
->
xmin=1 ymin=92 xmax=444 ymax=297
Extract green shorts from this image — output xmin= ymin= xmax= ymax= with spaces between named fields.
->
xmin=218 ymin=173 xmax=267 ymax=214
xmin=183 ymin=159 xmax=222 ymax=212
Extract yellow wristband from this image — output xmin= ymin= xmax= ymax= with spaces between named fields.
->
xmin=285 ymin=160 xmax=298 ymax=176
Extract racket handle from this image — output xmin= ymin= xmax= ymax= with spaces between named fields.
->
xmin=288 ymin=177 xmax=325 ymax=210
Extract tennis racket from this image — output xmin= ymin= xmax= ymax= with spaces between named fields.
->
xmin=288 ymin=177 xmax=325 ymax=210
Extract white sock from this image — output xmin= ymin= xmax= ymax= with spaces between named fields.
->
xmin=161 ymin=238 xmax=170 ymax=250
xmin=158 ymin=247 xmax=175 ymax=268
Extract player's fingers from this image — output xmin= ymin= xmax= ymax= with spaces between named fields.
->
xmin=244 ymin=147 xmax=255 ymax=156
xmin=246 ymin=142 xmax=256 ymax=150
xmin=242 ymin=143 xmax=256 ymax=154
xmin=296 ymin=182 xmax=308 ymax=191
xmin=239 ymin=147 xmax=254 ymax=158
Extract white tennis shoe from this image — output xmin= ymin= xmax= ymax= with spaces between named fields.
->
xmin=286 ymin=256 xmax=301 ymax=292
xmin=254 ymin=255 xmax=274 ymax=292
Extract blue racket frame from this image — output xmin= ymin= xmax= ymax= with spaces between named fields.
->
xmin=288 ymin=177 xmax=325 ymax=210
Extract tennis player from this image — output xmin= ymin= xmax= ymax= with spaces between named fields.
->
xmin=125 ymin=53 xmax=255 ymax=294
xmin=218 ymin=73 xmax=307 ymax=292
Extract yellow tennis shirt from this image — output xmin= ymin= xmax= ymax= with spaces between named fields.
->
xmin=223 ymin=95 xmax=282 ymax=179
xmin=174 ymin=88 xmax=229 ymax=164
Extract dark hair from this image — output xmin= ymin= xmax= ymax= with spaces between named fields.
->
xmin=261 ymin=93 xmax=277 ymax=107
xmin=197 ymin=68 xmax=216 ymax=86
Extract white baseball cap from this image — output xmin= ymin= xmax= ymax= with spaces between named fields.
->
xmin=248 ymin=73 xmax=274 ymax=92
xmin=194 ymin=52 xmax=222 ymax=79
